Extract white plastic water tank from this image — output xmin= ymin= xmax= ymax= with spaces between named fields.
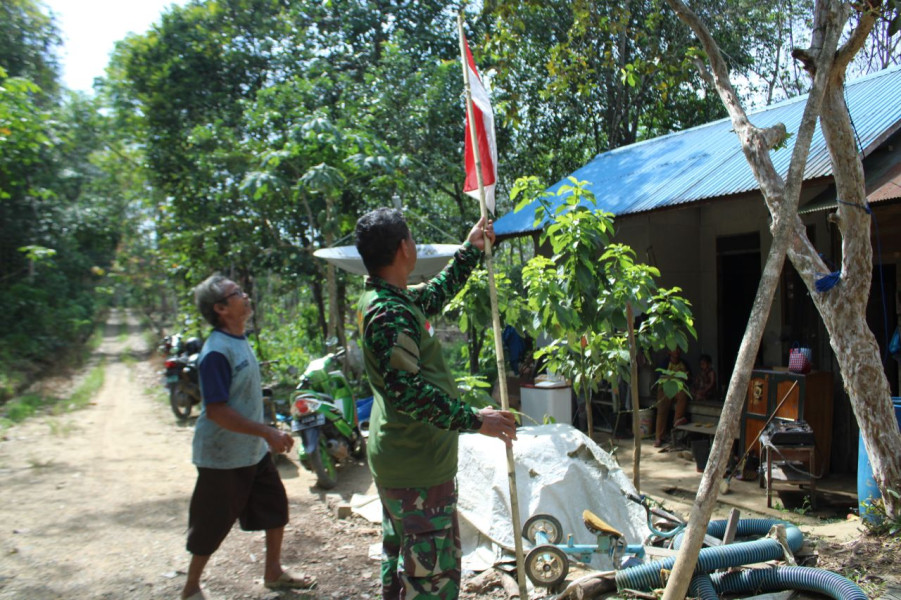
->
xmin=520 ymin=382 xmax=572 ymax=426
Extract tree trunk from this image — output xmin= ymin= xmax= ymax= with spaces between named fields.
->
xmin=311 ymin=277 xmax=327 ymax=341
xmin=792 ymin=67 xmax=901 ymax=518
xmin=325 ymin=196 xmax=339 ymax=343
xmin=555 ymin=571 xmax=617 ymax=599
xmin=336 ymin=277 xmax=347 ymax=348
xmin=468 ymin=324 xmax=484 ymax=375
xmin=627 ymin=303 xmax=642 ymax=492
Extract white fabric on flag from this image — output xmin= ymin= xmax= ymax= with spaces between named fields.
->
xmin=463 ymin=38 xmax=497 ymax=214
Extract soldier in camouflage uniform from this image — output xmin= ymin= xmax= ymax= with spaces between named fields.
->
xmin=355 ymin=208 xmax=517 ymax=599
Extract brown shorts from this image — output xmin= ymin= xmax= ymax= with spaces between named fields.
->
xmin=186 ymin=453 xmax=288 ymax=556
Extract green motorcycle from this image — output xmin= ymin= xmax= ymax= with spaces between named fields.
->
xmin=290 ymin=349 xmax=366 ymax=489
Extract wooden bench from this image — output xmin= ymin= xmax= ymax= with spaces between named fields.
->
xmin=690 ymin=399 xmax=724 ymax=425
xmin=672 ymin=415 xmax=739 ymax=469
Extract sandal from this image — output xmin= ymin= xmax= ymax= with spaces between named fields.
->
xmin=264 ymin=571 xmax=318 ymax=591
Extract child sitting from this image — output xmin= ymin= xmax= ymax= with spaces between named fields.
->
xmin=691 ymin=353 xmax=717 ymax=402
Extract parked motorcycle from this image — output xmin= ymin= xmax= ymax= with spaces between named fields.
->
xmin=162 ymin=332 xmax=203 ymax=421
xmin=290 ymin=349 xmax=366 ymax=489
xmin=261 ymin=361 xmax=296 ymax=431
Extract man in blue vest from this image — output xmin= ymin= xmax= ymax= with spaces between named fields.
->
xmin=181 ymin=274 xmax=315 ymax=600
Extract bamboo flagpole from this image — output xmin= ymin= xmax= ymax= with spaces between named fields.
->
xmin=457 ymin=14 xmax=528 ymax=599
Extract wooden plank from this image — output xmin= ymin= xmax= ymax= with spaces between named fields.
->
xmin=721 ymin=509 xmax=741 ymax=545
xmin=674 ymin=422 xmax=739 ymax=439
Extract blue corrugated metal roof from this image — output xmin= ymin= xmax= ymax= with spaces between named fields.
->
xmin=495 ymin=65 xmax=901 ymax=237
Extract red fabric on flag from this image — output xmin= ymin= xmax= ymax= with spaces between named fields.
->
xmin=463 ymin=37 xmax=497 ymax=214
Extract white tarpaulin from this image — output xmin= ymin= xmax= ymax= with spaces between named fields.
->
xmin=314 ymin=244 xmax=461 ymax=283
xmin=457 ymin=424 xmax=650 ymax=572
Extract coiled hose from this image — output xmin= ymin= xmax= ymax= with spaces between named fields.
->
xmin=616 ymin=518 xmax=864 ymax=599
xmin=711 ymin=566 xmax=867 ymax=600
xmin=688 ymin=573 xmax=717 ymax=598
xmin=676 ymin=518 xmax=804 ymax=552
xmin=614 ymin=536 xmax=787 ymax=591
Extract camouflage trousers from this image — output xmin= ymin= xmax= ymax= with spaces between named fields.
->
xmin=377 ymin=479 xmax=462 ymax=600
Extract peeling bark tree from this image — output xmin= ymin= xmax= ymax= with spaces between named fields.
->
xmin=652 ymin=1 xmax=901 ymax=599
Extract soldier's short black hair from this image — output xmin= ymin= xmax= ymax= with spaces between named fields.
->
xmin=355 ymin=208 xmax=411 ymax=274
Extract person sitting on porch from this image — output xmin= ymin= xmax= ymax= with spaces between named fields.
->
xmin=691 ymin=353 xmax=717 ymax=402
xmin=655 ymin=347 xmax=690 ymax=448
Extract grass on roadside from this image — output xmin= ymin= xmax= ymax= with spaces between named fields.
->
xmin=148 ymin=385 xmax=168 ymax=406
xmin=0 ymin=361 xmax=106 ymax=430
xmin=87 ymin=324 xmax=105 ymax=352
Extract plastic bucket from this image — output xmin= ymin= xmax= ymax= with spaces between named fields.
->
xmin=639 ymin=408 xmax=655 ymax=439
xmin=857 ymin=397 xmax=901 ymax=522
xmin=692 ymin=438 xmax=711 ymax=471
xmin=356 ymin=396 xmax=374 ymax=423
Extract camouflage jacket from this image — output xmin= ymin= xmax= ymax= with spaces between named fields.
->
xmin=359 ymin=241 xmax=482 ymax=487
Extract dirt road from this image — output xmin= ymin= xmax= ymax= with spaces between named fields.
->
xmin=0 ymin=309 xmax=383 ymax=600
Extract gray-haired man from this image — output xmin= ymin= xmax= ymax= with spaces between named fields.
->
xmin=181 ymin=274 xmax=315 ymax=600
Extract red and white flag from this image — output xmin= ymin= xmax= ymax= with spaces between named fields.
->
xmin=463 ymin=37 xmax=497 ymax=214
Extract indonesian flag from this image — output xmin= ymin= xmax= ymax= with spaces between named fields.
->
xmin=463 ymin=37 xmax=497 ymax=214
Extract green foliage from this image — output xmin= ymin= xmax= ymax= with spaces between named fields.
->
xmin=516 ymin=176 xmax=695 ymax=398
xmin=0 ymin=2 xmax=131 ymax=395
xmin=253 ymin=305 xmax=313 ymax=387
xmin=0 ymin=362 xmax=105 ymax=429
xmin=0 ymin=393 xmax=49 ymax=426
xmin=455 ymin=374 xmax=497 ymax=410
xmin=18 ymin=245 xmax=57 ymax=264
xmin=655 ymin=367 xmax=690 ymax=400
xmin=68 ymin=363 xmax=106 ymax=409
xmin=482 ymin=0 xmax=737 ymax=184
xmin=103 ymin=0 xmax=485 ymax=343
xmin=794 ymin=495 xmax=814 ymax=517
xmin=861 ymin=489 xmax=901 ymax=536
xmin=446 ymin=267 xmax=527 ymax=337
xmin=0 ymin=0 xmax=61 ymax=98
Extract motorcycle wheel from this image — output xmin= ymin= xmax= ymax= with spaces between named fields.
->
xmin=351 ymin=431 xmax=367 ymax=459
xmin=170 ymin=386 xmax=192 ymax=421
xmin=310 ymin=445 xmax=338 ymax=489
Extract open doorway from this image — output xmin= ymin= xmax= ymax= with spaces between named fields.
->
xmin=717 ymin=233 xmax=762 ymax=389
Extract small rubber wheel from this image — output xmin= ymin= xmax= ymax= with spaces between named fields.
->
xmin=523 ymin=514 xmax=563 ymax=544
xmin=525 ymin=544 xmax=569 ymax=588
